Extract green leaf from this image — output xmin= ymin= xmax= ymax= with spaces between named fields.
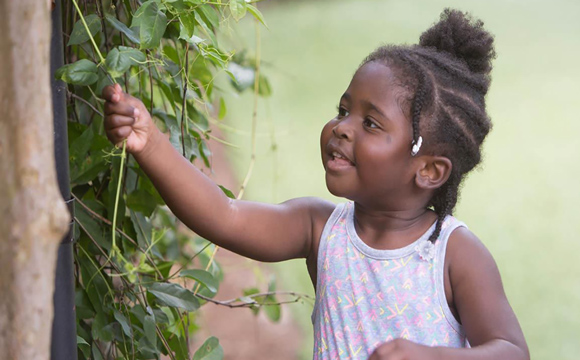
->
xmin=263 ymin=296 xmax=281 ymax=322
xmin=76 ymin=201 xmax=111 ymax=251
xmin=143 ymin=315 xmax=157 ymax=350
xmin=106 ymin=46 xmax=146 ymax=78
xmin=196 ymin=5 xmax=220 ymax=30
xmin=69 ymin=126 xmax=94 ymax=168
xmin=68 ymin=14 xmax=102 ymax=46
xmin=75 ymin=289 xmax=96 ymax=319
xmin=113 ymin=310 xmax=133 ymax=337
xmin=92 ymin=311 xmax=114 ymax=342
xmin=247 ymin=4 xmax=268 ymax=28
xmin=137 ymin=336 xmax=158 ymax=358
xmin=133 ymin=1 xmax=168 ymax=49
xmin=147 ymin=282 xmax=200 ymax=311
xmin=106 ymin=14 xmax=140 ymax=44
xmin=126 ymin=189 xmax=158 ymax=217
xmin=218 ymin=185 xmax=235 ymax=199
xmin=178 ymin=11 xmax=196 ymax=41
xmin=55 ymin=59 xmax=98 ymax=86
xmin=69 ymin=125 xmax=111 ymax=185
xmin=77 ymin=336 xmax=91 ymax=358
xmin=77 ymin=335 xmax=90 ymax=346
xmin=218 ymin=97 xmax=227 ymax=119
xmin=241 ymin=287 xmax=260 ymax=315
xmin=193 ymin=337 xmax=224 ymax=360
xmin=193 ymin=10 xmax=217 ymax=46
xmin=92 ymin=344 xmax=104 ymax=360
xmin=229 ymin=0 xmax=247 ymax=22
xmin=130 ymin=210 xmax=152 ymax=248
xmin=258 ymin=74 xmax=272 ymax=97
xmin=180 ymin=269 xmax=218 ymax=294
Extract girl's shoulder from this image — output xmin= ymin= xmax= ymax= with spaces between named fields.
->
xmin=446 ymin=225 xmax=495 ymax=273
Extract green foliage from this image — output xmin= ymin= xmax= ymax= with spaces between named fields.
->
xmin=59 ymin=1 xmax=276 ymax=359
xmin=55 ymin=59 xmax=98 ymax=85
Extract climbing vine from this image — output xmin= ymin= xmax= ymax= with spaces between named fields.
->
xmin=58 ymin=1 xmax=309 ymax=359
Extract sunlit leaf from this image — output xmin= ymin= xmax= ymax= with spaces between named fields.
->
xmin=229 ymin=0 xmax=247 ymax=22
xmin=247 ymin=4 xmax=268 ymax=28
xmin=258 ymin=74 xmax=272 ymax=97
xmin=218 ymin=97 xmax=227 ymax=119
xmin=133 ymin=1 xmax=168 ymax=49
xmin=178 ymin=11 xmax=196 ymax=40
xmin=196 ymin=4 xmax=220 ymax=30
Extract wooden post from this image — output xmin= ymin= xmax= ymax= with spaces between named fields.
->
xmin=0 ymin=0 xmax=71 ymax=359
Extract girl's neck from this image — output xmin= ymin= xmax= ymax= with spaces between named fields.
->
xmin=352 ymin=202 xmax=437 ymax=250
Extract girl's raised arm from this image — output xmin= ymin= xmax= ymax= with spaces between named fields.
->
xmin=102 ymin=84 xmax=334 ymax=263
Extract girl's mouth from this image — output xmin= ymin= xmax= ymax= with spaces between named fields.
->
xmin=327 ymin=151 xmax=355 ymax=171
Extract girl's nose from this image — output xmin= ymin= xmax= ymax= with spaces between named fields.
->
xmin=332 ymin=119 xmax=354 ymax=140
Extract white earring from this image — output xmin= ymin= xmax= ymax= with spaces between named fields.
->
xmin=411 ymin=136 xmax=423 ymax=156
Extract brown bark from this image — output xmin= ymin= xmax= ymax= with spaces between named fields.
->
xmin=0 ymin=0 xmax=71 ymax=359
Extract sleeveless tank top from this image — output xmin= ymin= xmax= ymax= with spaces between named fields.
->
xmin=312 ymin=202 xmax=468 ymax=359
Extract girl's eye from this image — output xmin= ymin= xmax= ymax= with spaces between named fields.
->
xmin=363 ymin=118 xmax=379 ymax=129
xmin=337 ymin=106 xmax=349 ymax=118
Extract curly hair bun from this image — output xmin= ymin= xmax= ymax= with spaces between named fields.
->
xmin=419 ymin=8 xmax=496 ymax=75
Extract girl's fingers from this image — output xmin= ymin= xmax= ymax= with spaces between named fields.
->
xmin=105 ymin=115 xmax=135 ymax=131
xmin=102 ymin=84 xmax=121 ymax=103
xmin=107 ymin=126 xmax=132 ymax=144
xmin=104 ymin=100 xmax=137 ymax=117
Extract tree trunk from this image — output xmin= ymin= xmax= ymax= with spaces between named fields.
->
xmin=0 ymin=0 xmax=71 ymax=359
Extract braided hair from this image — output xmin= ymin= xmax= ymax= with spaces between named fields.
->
xmin=361 ymin=9 xmax=496 ymax=242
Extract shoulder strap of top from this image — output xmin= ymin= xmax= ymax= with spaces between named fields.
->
xmin=318 ymin=202 xmax=348 ymax=250
xmin=312 ymin=202 xmax=347 ymax=323
xmin=434 ymin=215 xmax=468 ymax=336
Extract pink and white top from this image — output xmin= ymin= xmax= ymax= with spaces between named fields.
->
xmin=312 ymin=202 xmax=468 ymax=359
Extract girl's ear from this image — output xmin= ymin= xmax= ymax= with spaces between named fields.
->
xmin=415 ymin=156 xmax=452 ymax=190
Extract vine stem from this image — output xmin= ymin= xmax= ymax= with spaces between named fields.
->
xmin=71 ymin=0 xmax=105 ymax=63
xmin=111 ymin=140 xmax=127 ymax=253
xmin=194 ymin=18 xmax=263 ymax=294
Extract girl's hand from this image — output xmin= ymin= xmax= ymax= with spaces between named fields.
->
xmin=102 ymin=83 xmax=158 ymax=155
xmin=369 ymin=339 xmax=440 ymax=360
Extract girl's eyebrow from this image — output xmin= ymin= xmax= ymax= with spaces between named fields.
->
xmin=341 ymin=93 xmax=390 ymax=123
xmin=340 ymin=93 xmax=351 ymax=104
xmin=363 ymin=100 xmax=388 ymax=121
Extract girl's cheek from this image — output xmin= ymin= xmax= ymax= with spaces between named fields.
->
xmin=320 ymin=121 xmax=334 ymax=144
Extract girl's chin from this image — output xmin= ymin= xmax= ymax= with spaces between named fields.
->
xmin=325 ymin=176 xmax=355 ymax=200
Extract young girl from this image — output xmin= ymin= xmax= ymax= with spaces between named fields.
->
xmin=102 ymin=8 xmax=529 ymax=360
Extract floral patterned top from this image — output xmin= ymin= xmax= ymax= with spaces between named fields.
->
xmin=312 ymin=202 xmax=468 ymax=359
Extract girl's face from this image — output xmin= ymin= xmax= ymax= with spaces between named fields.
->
xmin=320 ymin=62 xmax=418 ymax=208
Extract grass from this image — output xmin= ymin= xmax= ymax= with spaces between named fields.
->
xmin=219 ymin=0 xmax=580 ymax=358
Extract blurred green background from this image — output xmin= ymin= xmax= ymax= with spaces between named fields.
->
xmin=219 ymin=0 xmax=580 ymax=359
